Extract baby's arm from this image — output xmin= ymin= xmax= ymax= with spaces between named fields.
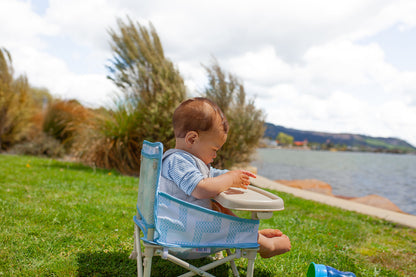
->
xmin=191 ymin=170 xmax=256 ymax=199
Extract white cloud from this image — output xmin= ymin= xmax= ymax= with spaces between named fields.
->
xmin=46 ymin=0 xmax=120 ymax=50
xmin=303 ymin=40 xmax=385 ymax=86
xmin=1 ymin=0 xmax=117 ymax=108
xmin=11 ymin=46 xmax=116 ymax=107
xmin=376 ymin=101 xmax=416 ymax=144
xmin=0 ymin=0 xmax=58 ymax=48
xmin=227 ymin=46 xmax=294 ymax=87
xmin=2 ymin=0 xmax=416 ymax=146
xmin=248 ymin=38 xmax=416 ymax=144
xmin=176 ymin=61 xmax=207 ymax=96
xmin=60 ymin=74 xmax=116 ymax=107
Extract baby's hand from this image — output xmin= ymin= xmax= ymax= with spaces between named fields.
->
xmin=227 ymin=170 xmax=256 ymax=189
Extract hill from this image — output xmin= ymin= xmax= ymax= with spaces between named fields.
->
xmin=264 ymin=122 xmax=416 ymax=153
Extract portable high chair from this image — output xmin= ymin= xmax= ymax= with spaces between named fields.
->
xmin=130 ymin=141 xmax=260 ymax=277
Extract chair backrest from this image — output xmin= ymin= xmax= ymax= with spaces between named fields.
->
xmin=136 ymin=140 xmax=259 ymax=255
xmin=136 ymin=140 xmax=163 ymax=241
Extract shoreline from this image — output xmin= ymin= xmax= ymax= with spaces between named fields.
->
xmin=274 ymin=178 xmax=405 ymax=213
xmin=251 ymin=174 xmax=416 ymax=229
xmin=251 ymin=147 xmax=416 ymax=216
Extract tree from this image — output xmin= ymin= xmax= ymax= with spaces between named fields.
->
xmin=276 ymin=132 xmax=293 ymax=146
xmin=202 ymin=59 xmax=265 ymax=169
xmin=77 ymin=18 xmax=186 ymax=175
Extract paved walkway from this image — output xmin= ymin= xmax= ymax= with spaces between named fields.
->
xmin=251 ymin=175 xmax=416 ymax=229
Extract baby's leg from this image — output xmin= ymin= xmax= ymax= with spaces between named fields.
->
xmin=211 ymin=200 xmax=236 ymax=216
xmin=258 ymin=229 xmax=291 ymax=258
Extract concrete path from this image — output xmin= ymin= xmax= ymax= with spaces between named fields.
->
xmin=251 ymin=175 xmax=416 ymax=229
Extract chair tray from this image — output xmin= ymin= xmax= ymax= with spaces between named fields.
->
xmin=214 ymin=185 xmax=284 ymax=211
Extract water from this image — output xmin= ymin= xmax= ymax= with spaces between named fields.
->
xmin=251 ymin=148 xmax=416 ymax=215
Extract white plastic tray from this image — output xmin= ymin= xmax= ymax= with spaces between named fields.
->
xmin=214 ymin=185 xmax=284 ymax=212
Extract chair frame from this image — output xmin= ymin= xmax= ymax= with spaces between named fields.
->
xmin=130 ymin=141 xmax=259 ymax=277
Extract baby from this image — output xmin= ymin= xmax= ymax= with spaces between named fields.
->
xmin=159 ymin=97 xmax=291 ymax=258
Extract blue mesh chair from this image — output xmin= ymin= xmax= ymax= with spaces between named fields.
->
xmin=130 ymin=141 xmax=260 ymax=277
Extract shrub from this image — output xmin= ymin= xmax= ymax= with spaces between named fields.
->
xmin=43 ymin=99 xmax=90 ymax=150
xmin=0 ymin=48 xmax=36 ymax=150
xmin=9 ymin=132 xmax=65 ymax=158
xmin=202 ymin=59 xmax=265 ymax=169
xmin=107 ymin=18 xmax=186 ymax=148
xmin=76 ymin=19 xmax=264 ymax=174
xmin=74 ymin=103 xmax=142 ymax=175
xmin=76 ymin=18 xmax=186 ymax=175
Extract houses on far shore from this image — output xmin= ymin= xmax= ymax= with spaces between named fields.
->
xmin=293 ymin=140 xmax=308 ymax=148
xmin=261 ymin=138 xmax=310 ymax=150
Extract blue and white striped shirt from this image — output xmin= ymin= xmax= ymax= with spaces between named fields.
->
xmin=159 ymin=149 xmax=228 ymax=209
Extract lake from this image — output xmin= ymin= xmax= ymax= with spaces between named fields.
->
xmin=251 ymin=148 xmax=416 ymax=215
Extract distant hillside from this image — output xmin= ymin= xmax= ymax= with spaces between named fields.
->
xmin=264 ymin=122 xmax=416 ymax=152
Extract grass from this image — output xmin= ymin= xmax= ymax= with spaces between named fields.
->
xmin=363 ymin=138 xmax=413 ymax=152
xmin=1 ymin=154 xmax=415 ymax=276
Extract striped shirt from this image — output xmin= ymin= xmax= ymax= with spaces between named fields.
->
xmin=159 ymin=149 xmax=228 ymax=209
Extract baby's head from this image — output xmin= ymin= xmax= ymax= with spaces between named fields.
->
xmin=173 ymin=97 xmax=228 ymax=164
xmin=173 ymin=97 xmax=228 ymax=138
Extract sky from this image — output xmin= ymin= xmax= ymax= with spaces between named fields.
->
xmin=1 ymin=0 xmax=416 ymax=146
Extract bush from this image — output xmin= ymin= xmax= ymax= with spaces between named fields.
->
xmin=202 ymin=59 xmax=265 ymax=169
xmin=75 ymin=19 xmax=264 ymax=174
xmin=107 ymin=18 xmax=186 ymax=149
xmin=0 ymin=48 xmax=36 ymax=150
xmin=43 ymin=99 xmax=90 ymax=150
xmin=76 ymin=19 xmax=186 ymax=175
xmin=9 ymin=132 xmax=65 ymax=158
xmin=74 ymin=103 xmax=142 ymax=175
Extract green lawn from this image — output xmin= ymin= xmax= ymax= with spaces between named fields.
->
xmin=1 ymin=154 xmax=415 ymax=276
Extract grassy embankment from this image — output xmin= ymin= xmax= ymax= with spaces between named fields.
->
xmin=1 ymin=154 xmax=415 ymax=276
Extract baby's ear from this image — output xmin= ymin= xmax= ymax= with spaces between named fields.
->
xmin=185 ymin=131 xmax=198 ymax=145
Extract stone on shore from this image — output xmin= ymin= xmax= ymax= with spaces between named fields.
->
xmin=275 ymin=179 xmax=334 ymax=196
xmin=275 ymin=179 xmax=405 ymax=213
xmin=350 ymin=194 xmax=404 ymax=213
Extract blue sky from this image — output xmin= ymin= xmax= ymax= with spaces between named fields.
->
xmin=359 ymin=25 xmax=416 ymax=71
xmin=1 ymin=0 xmax=416 ymax=146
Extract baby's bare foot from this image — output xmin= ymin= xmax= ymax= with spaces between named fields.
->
xmin=258 ymin=234 xmax=291 ymax=258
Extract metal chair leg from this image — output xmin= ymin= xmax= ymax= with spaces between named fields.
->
xmin=227 ymin=249 xmax=239 ymax=277
xmin=134 ymin=225 xmax=144 ymax=277
xmin=129 ymin=224 xmax=138 ymax=260
xmin=143 ymin=245 xmax=155 ymax=277
xmin=245 ymin=249 xmax=257 ymax=277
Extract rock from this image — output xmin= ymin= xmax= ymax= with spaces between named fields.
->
xmin=350 ymin=194 xmax=404 ymax=213
xmin=275 ymin=179 xmax=334 ymax=196
xmin=274 ymin=179 xmax=405 ymax=213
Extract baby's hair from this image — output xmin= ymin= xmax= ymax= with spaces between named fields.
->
xmin=173 ymin=97 xmax=229 ymax=138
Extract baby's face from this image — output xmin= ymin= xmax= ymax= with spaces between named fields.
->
xmin=193 ymin=127 xmax=227 ymax=165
